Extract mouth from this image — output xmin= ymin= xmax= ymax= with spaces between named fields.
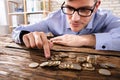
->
xmin=71 ymin=22 xmax=80 ymax=27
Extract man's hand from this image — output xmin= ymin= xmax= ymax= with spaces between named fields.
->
xmin=50 ymin=34 xmax=96 ymax=47
xmin=23 ymin=31 xmax=52 ymax=58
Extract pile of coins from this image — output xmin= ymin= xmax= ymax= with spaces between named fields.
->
xmin=82 ymin=63 xmax=95 ymax=71
xmin=40 ymin=61 xmax=61 ymax=67
xmin=59 ymin=62 xmax=82 ymax=70
xmin=28 ymin=53 xmax=116 ymax=76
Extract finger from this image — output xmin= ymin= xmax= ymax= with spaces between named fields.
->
xmin=27 ymin=33 xmax=36 ymax=48
xmin=33 ymin=32 xmax=43 ymax=49
xmin=23 ymin=34 xmax=30 ymax=48
xmin=48 ymin=40 xmax=54 ymax=49
xmin=40 ymin=32 xmax=50 ymax=58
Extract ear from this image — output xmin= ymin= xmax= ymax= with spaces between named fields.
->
xmin=94 ymin=0 xmax=101 ymax=12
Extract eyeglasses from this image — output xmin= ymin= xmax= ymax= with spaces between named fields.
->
xmin=61 ymin=1 xmax=97 ymax=17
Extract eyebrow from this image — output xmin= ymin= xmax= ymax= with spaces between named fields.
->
xmin=64 ymin=5 xmax=94 ymax=9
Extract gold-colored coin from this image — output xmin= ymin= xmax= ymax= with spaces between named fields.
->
xmin=72 ymin=64 xmax=82 ymax=70
xmin=76 ymin=56 xmax=86 ymax=63
xmin=59 ymin=63 xmax=66 ymax=69
xmin=82 ymin=63 xmax=93 ymax=68
xmin=59 ymin=53 xmax=68 ymax=58
xmin=87 ymin=55 xmax=97 ymax=64
xmin=83 ymin=67 xmax=95 ymax=71
xmin=68 ymin=54 xmax=76 ymax=59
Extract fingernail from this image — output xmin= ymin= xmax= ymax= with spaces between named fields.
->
xmin=45 ymin=54 xmax=50 ymax=58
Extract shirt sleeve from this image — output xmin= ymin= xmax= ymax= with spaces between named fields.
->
xmin=94 ymin=12 xmax=120 ymax=51
xmin=12 ymin=19 xmax=49 ymax=43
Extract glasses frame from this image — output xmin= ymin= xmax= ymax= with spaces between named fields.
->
xmin=61 ymin=1 xmax=98 ymax=17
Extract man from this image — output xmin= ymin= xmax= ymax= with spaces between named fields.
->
xmin=12 ymin=0 xmax=120 ymax=58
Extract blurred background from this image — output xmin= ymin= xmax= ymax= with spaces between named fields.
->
xmin=0 ymin=0 xmax=120 ymax=34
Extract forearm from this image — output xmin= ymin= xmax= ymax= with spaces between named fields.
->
xmin=79 ymin=34 xmax=96 ymax=47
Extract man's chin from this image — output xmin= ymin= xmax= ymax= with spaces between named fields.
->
xmin=70 ymin=25 xmax=83 ymax=32
xmin=71 ymin=28 xmax=80 ymax=32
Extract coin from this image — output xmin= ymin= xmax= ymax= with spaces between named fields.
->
xmin=99 ymin=63 xmax=109 ymax=68
xmin=87 ymin=55 xmax=97 ymax=64
xmin=0 ymin=71 xmax=9 ymax=75
xmin=68 ymin=54 xmax=76 ymax=59
xmin=82 ymin=63 xmax=93 ymax=68
xmin=59 ymin=63 xmax=66 ymax=69
xmin=98 ymin=69 xmax=111 ymax=76
xmin=66 ymin=64 xmax=70 ymax=68
xmin=83 ymin=67 xmax=95 ymax=71
xmin=29 ymin=62 xmax=39 ymax=68
xmin=51 ymin=55 xmax=62 ymax=61
xmin=99 ymin=63 xmax=116 ymax=68
xmin=40 ymin=62 xmax=49 ymax=67
xmin=59 ymin=53 xmax=68 ymax=58
xmin=72 ymin=64 xmax=82 ymax=70
xmin=105 ymin=63 xmax=117 ymax=68
xmin=76 ymin=56 xmax=86 ymax=63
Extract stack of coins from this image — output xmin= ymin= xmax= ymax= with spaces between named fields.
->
xmin=59 ymin=52 xmax=68 ymax=58
xmin=51 ymin=55 xmax=62 ymax=61
xmin=68 ymin=54 xmax=76 ymax=59
xmin=40 ymin=61 xmax=61 ymax=67
xmin=59 ymin=62 xmax=82 ymax=70
xmin=82 ymin=63 xmax=95 ymax=71
xmin=76 ymin=56 xmax=86 ymax=63
xmin=87 ymin=55 xmax=97 ymax=64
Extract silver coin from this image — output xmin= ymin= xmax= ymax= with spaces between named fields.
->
xmin=99 ymin=63 xmax=109 ymax=68
xmin=99 ymin=63 xmax=116 ymax=68
xmin=40 ymin=62 xmax=49 ymax=67
xmin=105 ymin=63 xmax=117 ymax=68
xmin=48 ymin=61 xmax=55 ymax=66
xmin=98 ymin=69 xmax=111 ymax=76
xmin=29 ymin=62 xmax=39 ymax=68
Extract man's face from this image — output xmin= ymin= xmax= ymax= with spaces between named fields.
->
xmin=64 ymin=0 xmax=98 ymax=32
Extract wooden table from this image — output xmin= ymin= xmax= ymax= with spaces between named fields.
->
xmin=0 ymin=34 xmax=120 ymax=80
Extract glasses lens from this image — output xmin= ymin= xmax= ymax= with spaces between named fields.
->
xmin=62 ymin=7 xmax=74 ymax=15
xmin=78 ymin=9 xmax=92 ymax=17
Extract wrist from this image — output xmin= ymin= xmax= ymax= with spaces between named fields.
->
xmin=79 ymin=34 xmax=96 ymax=47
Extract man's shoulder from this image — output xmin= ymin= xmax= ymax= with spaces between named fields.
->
xmin=96 ymin=9 xmax=112 ymax=15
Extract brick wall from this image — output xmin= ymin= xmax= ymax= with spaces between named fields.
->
xmin=50 ymin=0 xmax=120 ymax=17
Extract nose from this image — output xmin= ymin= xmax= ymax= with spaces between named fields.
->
xmin=71 ymin=11 xmax=80 ymax=21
